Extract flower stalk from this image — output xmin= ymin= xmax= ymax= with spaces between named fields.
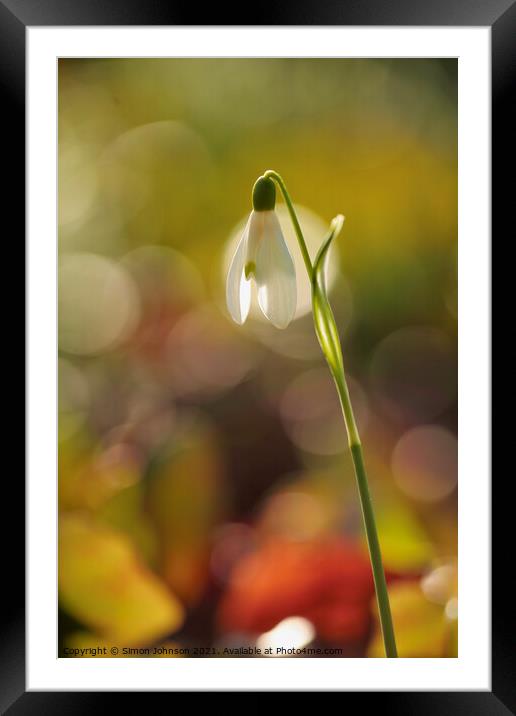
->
xmin=262 ymin=169 xmax=398 ymax=658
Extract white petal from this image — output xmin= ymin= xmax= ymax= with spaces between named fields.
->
xmin=245 ymin=210 xmax=264 ymax=264
xmin=255 ymin=211 xmax=297 ymax=329
xmin=226 ymin=216 xmax=252 ymax=324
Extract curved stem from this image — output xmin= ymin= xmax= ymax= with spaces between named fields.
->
xmin=263 ymin=170 xmax=313 ymax=277
xmin=264 ymin=169 xmax=398 ymax=658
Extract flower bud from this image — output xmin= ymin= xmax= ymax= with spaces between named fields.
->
xmin=252 ymin=176 xmax=276 ymax=212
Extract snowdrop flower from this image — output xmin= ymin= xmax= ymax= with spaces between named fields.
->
xmin=226 ymin=176 xmax=296 ymax=329
xmin=224 ymin=168 xmax=397 ymax=657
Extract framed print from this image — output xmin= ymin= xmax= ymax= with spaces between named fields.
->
xmin=3 ymin=0 xmax=509 ymax=708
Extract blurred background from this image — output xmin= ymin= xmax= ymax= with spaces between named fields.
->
xmin=58 ymin=58 xmax=457 ymax=658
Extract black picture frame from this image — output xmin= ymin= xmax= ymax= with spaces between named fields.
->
xmin=4 ymin=0 xmax=507 ymax=710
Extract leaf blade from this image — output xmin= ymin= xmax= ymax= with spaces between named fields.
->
xmin=311 ymin=216 xmax=345 ymax=379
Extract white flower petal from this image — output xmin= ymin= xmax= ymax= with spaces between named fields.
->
xmin=235 ymin=273 xmax=251 ymax=325
xmin=226 ymin=217 xmax=252 ymax=324
xmin=255 ymin=211 xmax=297 ymax=329
xmin=245 ymin=210 xmax=264 ymax=264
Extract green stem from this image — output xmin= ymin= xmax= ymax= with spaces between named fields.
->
xmin=263 ymin=170 xmax=313 ymax=277
xmin=263 ymin=169 xmax=398 ymax=658
xmin=334 ymin=373 xmax=398 ymax=658
xmin=350 ymin=443 xmax=398 ymax=657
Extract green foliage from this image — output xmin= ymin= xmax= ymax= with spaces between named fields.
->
xmin=311 ymin=217 xmax=345 ymax=383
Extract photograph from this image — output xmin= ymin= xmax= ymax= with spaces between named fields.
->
xmin=0 ymin=2 xmax=502 ymax=703
xmin=57 ymin=57 xmax=459 ymax=660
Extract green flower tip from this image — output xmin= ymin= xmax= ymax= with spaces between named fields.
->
xmin=252 ymin=176 xmax=276 ymax=212
xmin=244 ymin=260 xmax=256 ymax=279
